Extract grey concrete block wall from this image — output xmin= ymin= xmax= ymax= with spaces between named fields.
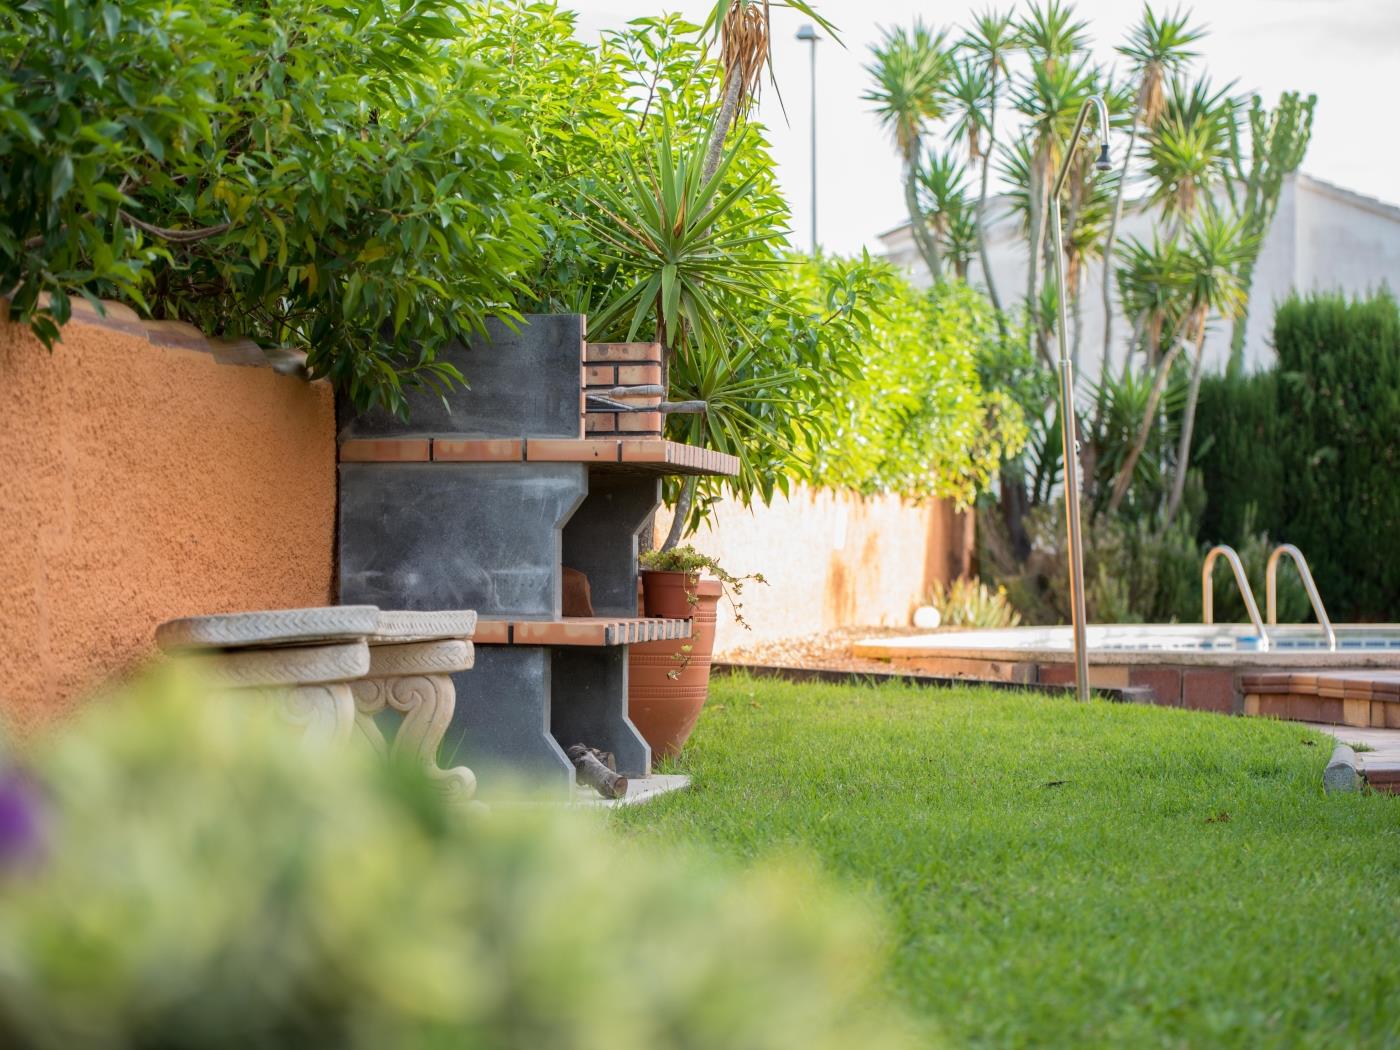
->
xmin=338 ymin=314 xmax=586 ymax=440
xmin=561 ymin=475 xmax=660 ymax=617
xmin=550 ymin=648 xmax=650 ymax=776
xmin=442 ymin=648 xmax=575 ymax=798
xmin=339 ymin=462 xmax=587 ymax=618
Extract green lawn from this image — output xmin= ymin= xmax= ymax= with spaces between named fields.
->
xmin=615 ymin=673 xmax=1400 ymax=1048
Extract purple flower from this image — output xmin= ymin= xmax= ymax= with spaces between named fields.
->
xmin=0 ymin=771 xmax=44 ymax=869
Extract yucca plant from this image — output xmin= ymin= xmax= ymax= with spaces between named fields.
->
xmin=925 ymin=577 xmax=1023 ymax=629
xmin=1100 ymin=5 xmax=1204 ymax=361
xmin=585 ymin=123 xmax=786 ymax=373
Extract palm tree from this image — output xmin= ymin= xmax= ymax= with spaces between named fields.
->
xmin=1010 ymin=51 xmax=1098 ymax=359
xmin=1161 ymin=206 xmax=1253 ymax=525
xmin=1103 ymin=233 xmax=1191 ymax=514
xmin=1100 ymin=6 xmax=1203 ymax=365
xmin=1143 ymin=76 xmax=1236 ymax=229
xmin=917 ymin=148 xmax=972 ymax=271
xmin=959 ymin=8 xmax=1016 ymax=319
xmin=699 ymin=1 xmax=836 ymax=179
xmin=865 ymin=23 xmax=952 ymax=280
xmin=1015 ymin=0 xmax=1089 ymax=68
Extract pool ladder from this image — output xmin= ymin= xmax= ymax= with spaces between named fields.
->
xmin=1201 ymin=544 xmax=1336 ymax=651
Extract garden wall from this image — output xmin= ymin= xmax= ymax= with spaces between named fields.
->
xmin=655 ymin=487 xmax=974 ymax=654
xmin=0 ymin=303 xmax=336 ymax=734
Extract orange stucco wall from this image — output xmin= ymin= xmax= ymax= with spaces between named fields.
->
xmin=0 ymin=310 xmax=336 ymax=734
xmin=655 ymin=486 xmax=975 ymax=653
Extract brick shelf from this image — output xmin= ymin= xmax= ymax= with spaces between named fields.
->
xmin=340 ymin=437 xmax=738 ymax=477
xmin=474 ymin=616 xmax=693 ymax=648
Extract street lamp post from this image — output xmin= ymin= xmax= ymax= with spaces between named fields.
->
xmin=796 ymin=23 xmax=818 ymax=254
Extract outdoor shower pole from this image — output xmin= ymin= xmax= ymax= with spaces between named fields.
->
xmin=1049 ymin=95 xmax=1111 ymax=702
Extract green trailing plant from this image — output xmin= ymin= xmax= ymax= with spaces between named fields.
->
xmin=1 ymin=0 xmax=541 ymax=415
xmin=640 ymin=544 xmax=767 ymax=630
xmin=1223 ymin=91 xmax=1316 ymax=376
xmin=925 ymin=577 xmax=1023 ymax=628
xmin=0 ymin=664 xmax=917 ymax=1049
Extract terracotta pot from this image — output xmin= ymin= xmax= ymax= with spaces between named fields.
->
xmin=628 ymin=572 xmax=722 ymax=759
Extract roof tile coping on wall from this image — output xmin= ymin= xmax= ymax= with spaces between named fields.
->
xmin=18 ymin=294 xmax=314 ymax=380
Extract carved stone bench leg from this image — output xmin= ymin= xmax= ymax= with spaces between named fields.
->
xmin=192 ymin=642 xmax=367 ymax=749
xmin=358 ymin=639 xmax=478 ymax=805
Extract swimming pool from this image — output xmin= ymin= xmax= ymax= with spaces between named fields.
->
xmin=852 ymin=624 xmax=1400 ymax=716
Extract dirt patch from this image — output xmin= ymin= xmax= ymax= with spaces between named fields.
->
xmin=716 ymin=625 xmax=928 ymax=675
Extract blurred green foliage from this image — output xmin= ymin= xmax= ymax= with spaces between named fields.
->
xmin=0 ymin=665 xmax=918 ymax=1049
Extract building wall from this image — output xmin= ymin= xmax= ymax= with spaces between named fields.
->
xmin=0 ymin=304 xmax=337 ymax=734
xmin=881 ymin=173 xmax=1400 ymax=384
xmin=654 ymin=486 xmax=974 ymax=653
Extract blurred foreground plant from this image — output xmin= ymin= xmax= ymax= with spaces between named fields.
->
xmin=0 ymin=665 xmax=921 ymax=1050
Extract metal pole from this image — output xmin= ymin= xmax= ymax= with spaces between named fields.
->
xmin=809 ymin=35 xmax=817 ymax=254
xmin=797 ymin=24 xmax=818 ymax=254
xmin=1049 ymin=95 xmax=1110 ymax=702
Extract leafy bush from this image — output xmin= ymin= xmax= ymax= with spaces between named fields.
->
xmin=924 ymin=578 xmax=1022 ymax=629
xmin=806 ymin=264 xmax=1026 ymax=505
xmin=0 ymin=665 xmax=917 ymax=1050
xmin=1 ymin=0 xmax=539 ymax=413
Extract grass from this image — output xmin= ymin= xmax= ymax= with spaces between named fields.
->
xmin=616 ymin=673 xmax=1400 ymax=1048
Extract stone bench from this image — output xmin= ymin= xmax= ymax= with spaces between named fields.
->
xmin=155 ymin=606 xmax=478 ymax=802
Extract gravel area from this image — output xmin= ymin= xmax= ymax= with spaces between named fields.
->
xmin=716 ymin=625 xmax=926 ymax=675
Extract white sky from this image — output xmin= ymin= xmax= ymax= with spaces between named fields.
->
xmin=567 ymin=0 xmax=1400 ymax=256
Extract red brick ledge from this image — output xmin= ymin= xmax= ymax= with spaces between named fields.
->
xmin=337 ymin=437 xmax=739 ymax=477
xmin=475 ymin=616 xmax=693 ymax=647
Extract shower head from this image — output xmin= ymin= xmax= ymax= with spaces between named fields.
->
xmin=1095 ymin=142 xmax=1112 ymax=172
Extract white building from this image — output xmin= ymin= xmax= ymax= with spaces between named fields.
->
xmin=878 ymin=173 xmax=1400 ymax=380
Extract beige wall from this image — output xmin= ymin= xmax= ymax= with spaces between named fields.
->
xmin=0 ymin=304 xmax=336 ymax=734
xmin=655 ymin=486 xmax=973 ymax=653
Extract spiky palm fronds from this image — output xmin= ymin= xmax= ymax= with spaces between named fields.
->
xmin=961 ymin=7 xmax=1018 ymax=73
xmin=1015 ymin=0 xmax=1089 ymax=65
xmin=917 ymin=149 xmax=972 ymax=226
xmin=1144 ymin=113 xmax=1229 ymax=221
xmin=585 ymin=123 xmax=786 ymax=358
xmin=1011 ymin=54 xmax=1100 ymax=173
xmin=1116 ymin=5 xmax=1204 ymax=126
xmin=700 ymin=1 xmax=838 ymax=109
xmin=864 ymin=22 xmax=952 ymax=163
xmin=946 ymin=56 xmax=991 ymax=161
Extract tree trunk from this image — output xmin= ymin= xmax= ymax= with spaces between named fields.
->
xmin=976 ymin=66 xmax=1004 ymax=324
xmin=1104 ymin=339 xmax=1184 ymax=516
xmin=661 ymin=476 xmax=697 ymax=550
xmin=1162 ymin=318 xmax=1209 ymax=527
xmin=703 ymin=75 xmax=743 ymax=182
xmin=1226 ymin=254 xmax=1258 ymax=378
xmin=903 ymin=160 xmax=942 ymax=282
xmin=1100 ymin=80 xmax=1147 ymax=369
xmin=1025 ymin=160 xmax=1045 ymax=358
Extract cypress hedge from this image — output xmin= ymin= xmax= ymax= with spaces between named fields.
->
xmin=1196 ymin=290 xmax=1400 ymax=620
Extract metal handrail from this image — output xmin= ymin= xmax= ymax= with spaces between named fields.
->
xmin=1202 ymin=544 xmax=1270 ymax=651
xmin=1266 ymin=544 xmax=1337 ymax=651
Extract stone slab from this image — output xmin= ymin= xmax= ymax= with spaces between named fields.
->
xmin=156 ymin=606 xmax=379 ymax=651
xmin=371 ymin=609 xmax=477 ymax=643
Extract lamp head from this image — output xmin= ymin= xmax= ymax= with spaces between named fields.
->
xmin=796 ymin=23 xmax=817 ymax=41
xmin=1095 ymin=142 xmax=1112 ymax=172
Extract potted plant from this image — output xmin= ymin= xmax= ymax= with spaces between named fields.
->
xmin=628 ymin=546 xmax=764 ymax=758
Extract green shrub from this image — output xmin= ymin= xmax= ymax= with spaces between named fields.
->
xmin=0 ymin=665 xmax=917 ymax=1049
xmin=1196 ymin=290 xmax=1400 ymax=620
xmin=1272 ymin=290 xmax=1400 ymax=619
xmin=1195 ymin=369 xmax=1282 ymax=545
xmin=1 ymin=0 xmax=539 ymax=414
xmin=924 ymin=578 xmax=1022 ymax=629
